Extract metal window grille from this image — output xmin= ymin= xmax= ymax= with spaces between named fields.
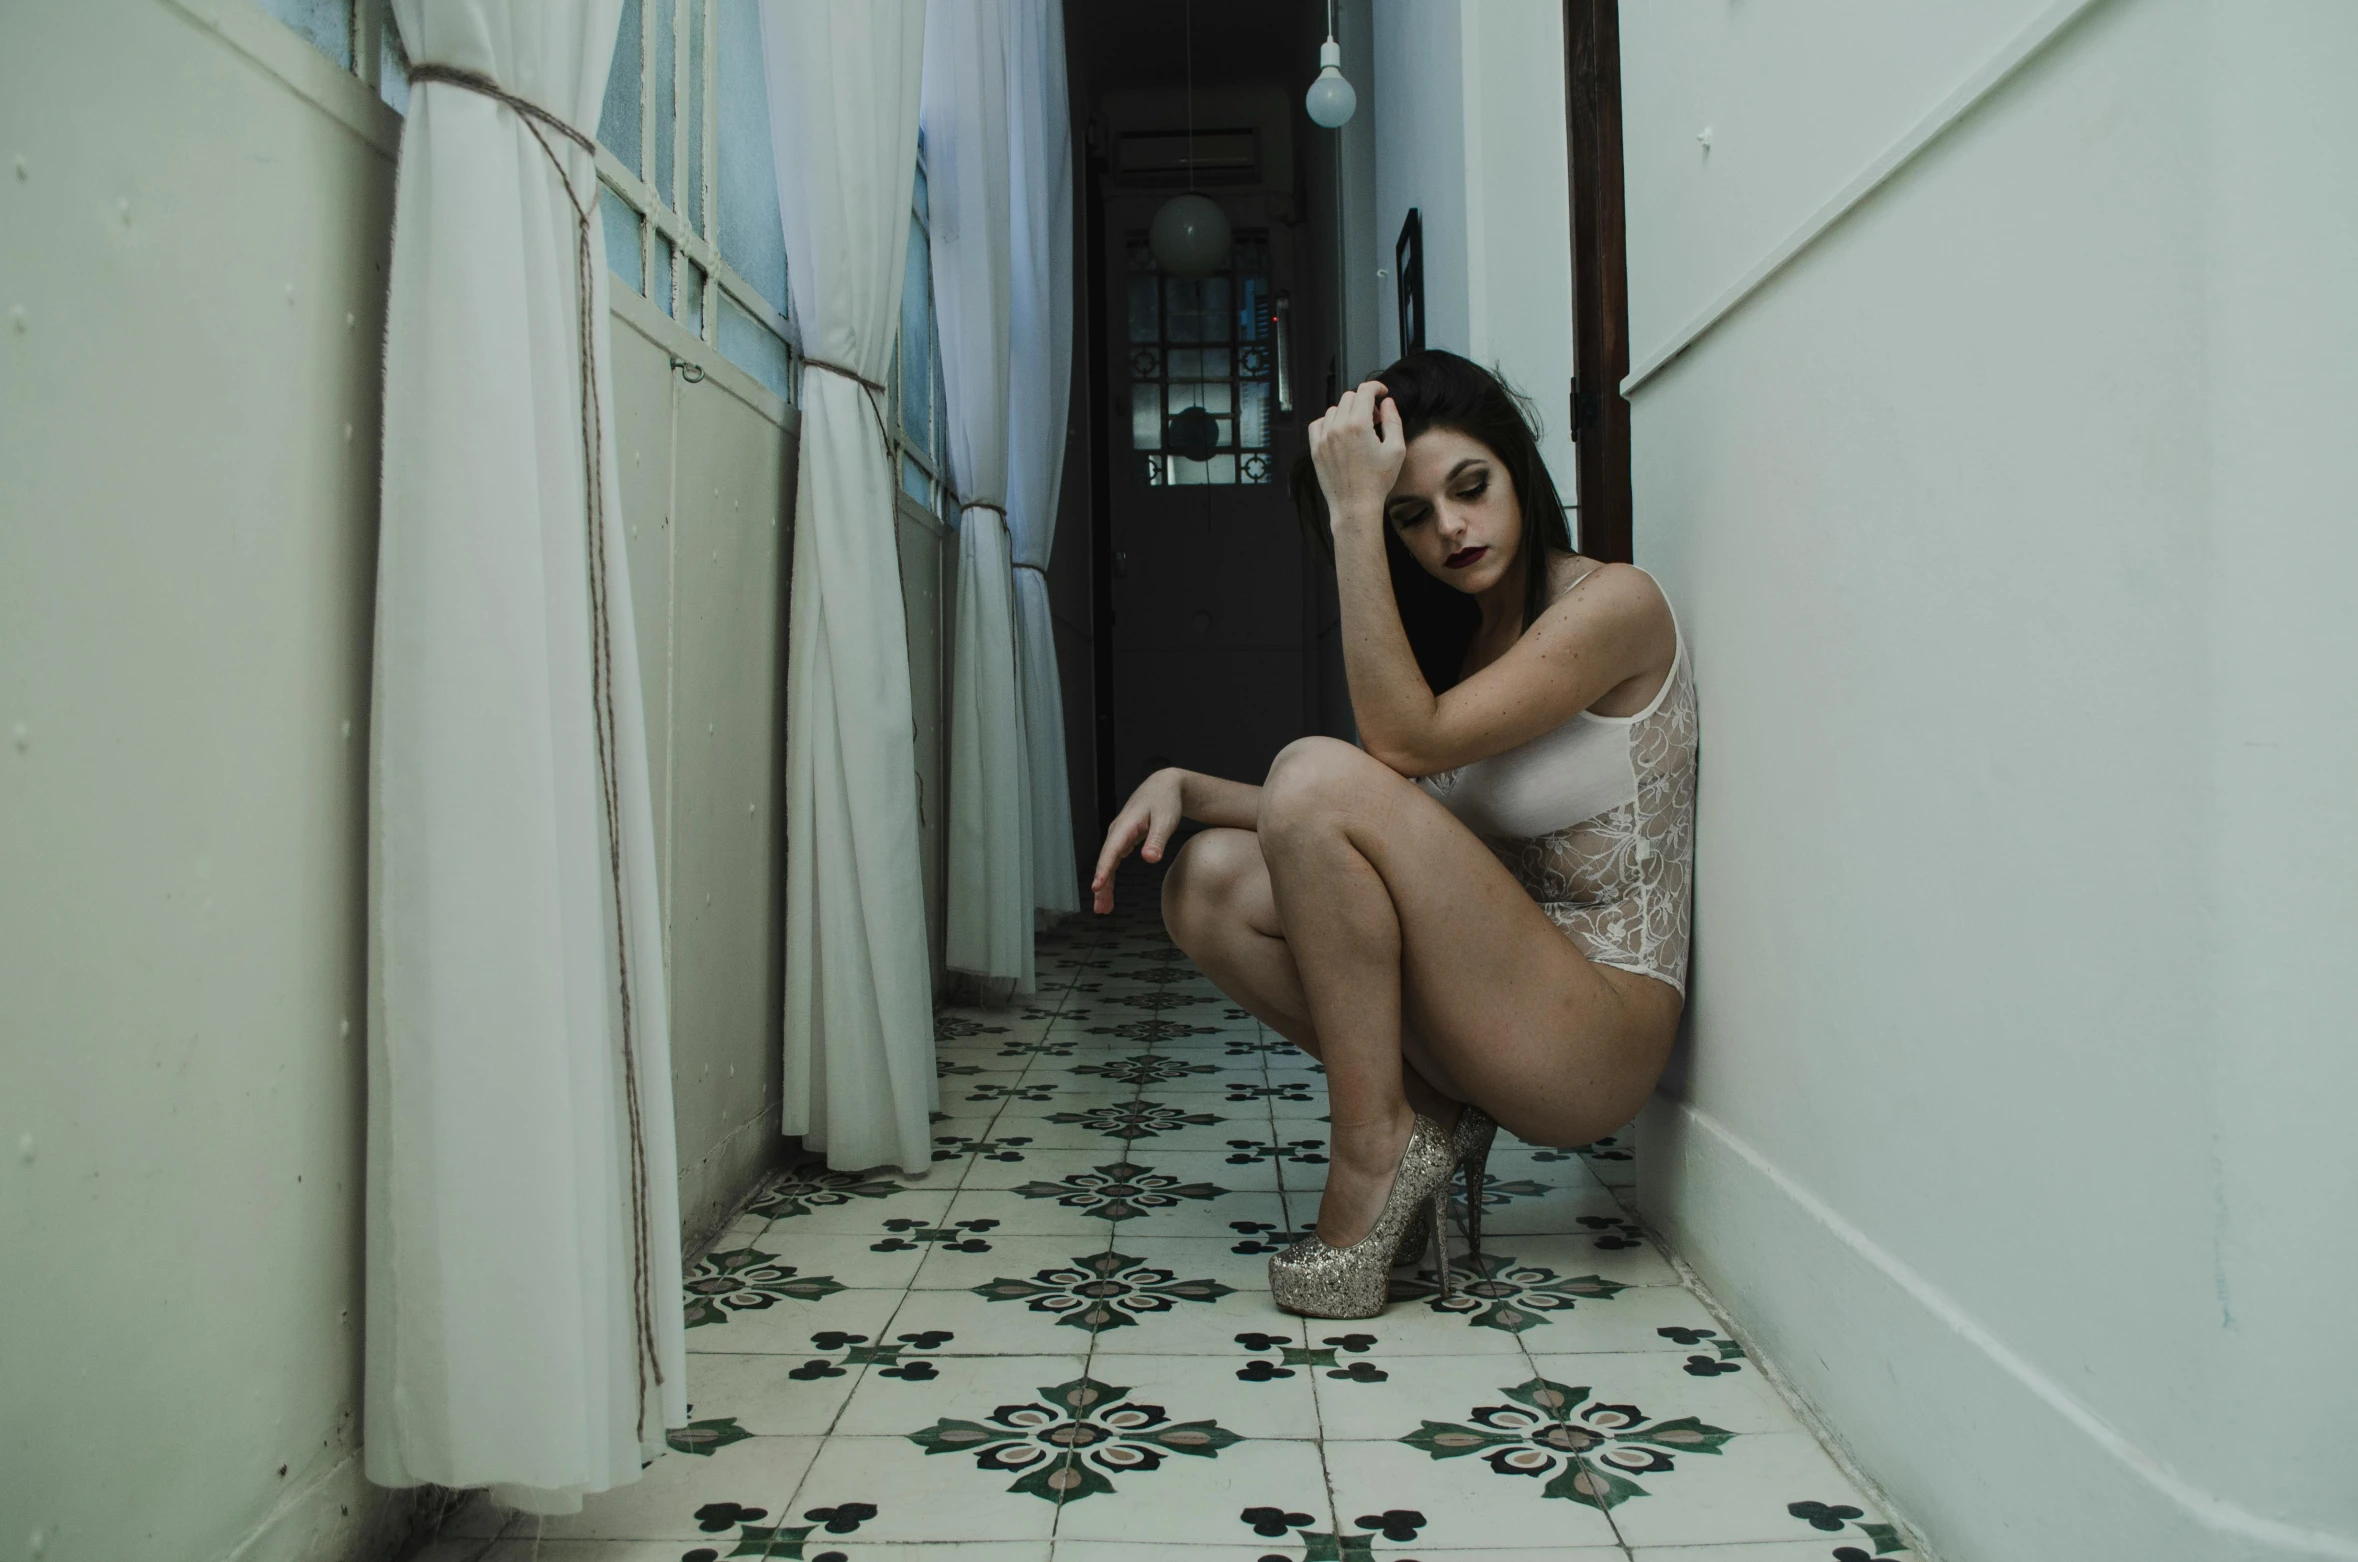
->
xmin=1124 ymin=231 xmax=1277 ymax=486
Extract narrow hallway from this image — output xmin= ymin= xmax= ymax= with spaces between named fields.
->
xmin=424 ymin=872 xmax=1911 ymax=1562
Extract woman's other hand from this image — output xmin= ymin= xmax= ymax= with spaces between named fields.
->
xmin=1090 ymin=767 xmax=1186 ymax=914
xmin=1308 ymin=380 xmax=1407 ymax=534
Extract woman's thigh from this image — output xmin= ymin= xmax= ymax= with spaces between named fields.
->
xmin=1263 ymin=740 xmax=1681 ymax=1148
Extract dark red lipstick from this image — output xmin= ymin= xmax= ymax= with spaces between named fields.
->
xmin=1443 ymin=545 xmax=1489 ymax=570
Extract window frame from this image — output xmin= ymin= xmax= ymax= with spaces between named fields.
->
xmin=293 ymin=0 xmax=802 ymax=399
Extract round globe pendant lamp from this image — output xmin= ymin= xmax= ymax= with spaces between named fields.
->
xmin=1149 ymin=194 xmax=1232 ymax=279
xmin=1149 ymin=0 xmax=1232 ymax=278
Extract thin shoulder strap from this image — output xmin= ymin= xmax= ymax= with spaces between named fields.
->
xmin=1557 ymin=563 xmax=1605 ymax=600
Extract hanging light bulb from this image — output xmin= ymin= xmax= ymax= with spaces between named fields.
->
xmin=1305 ymin=36 xmax=1356 ymax=128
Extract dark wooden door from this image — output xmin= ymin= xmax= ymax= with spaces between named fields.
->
xmin=1098 ymin=193 xmax=1317 ymax=804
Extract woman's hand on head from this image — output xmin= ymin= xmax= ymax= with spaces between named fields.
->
xmin=1090 ymin=767 xmax=1185 ymax=915
xmin=1309 ymin=380 xmax=1407 ymax=534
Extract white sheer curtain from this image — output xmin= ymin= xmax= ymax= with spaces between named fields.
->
xmin=1004 ymin=0 xmax=1078 ymax=914
xmin=927 ymin=0 xmax=1036 ymax=992
xmin=367 ymin=0 xmax=686 ymax=1512
xmin=761 ymin=0 xmax=937 ymax=1173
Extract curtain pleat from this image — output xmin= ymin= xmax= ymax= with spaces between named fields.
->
xmin=367 ymin=0 xmax=686 ymax=1512
xmin=761 ymin=0 xmax=937 ymax=1173
xmin=928 ymin=0 xmax=1036 ymax=989
xmin=1004 ymin=0 xmax=1078 ymax=914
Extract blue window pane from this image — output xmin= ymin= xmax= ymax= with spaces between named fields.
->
xmin=601 ymin=187 xmax=645 ymax=295
xmin=652 ymin=235 xmax=674 ymax=317
xmin=654 ymin=0 xmax=676 ymax=206
xmin=599 ymin=0 xmax=642 ymax=167
xmin=902 ymin=455 xmax=933 ymax=510
xmin=717 ymin=290 xmax=793 ymax=403
xmin=714 ymin=0 xmax=788 ymax=317
xmin=254 ymin=0 xmax=350 ymax=70
xmin=900 ymin=215 xmax=934 ymax=456
xmin=378 ymin=9 xmax=411 ymax=115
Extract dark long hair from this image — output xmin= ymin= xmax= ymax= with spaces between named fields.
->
xmin=1291 ymin=350 xmax=1574 ymax=692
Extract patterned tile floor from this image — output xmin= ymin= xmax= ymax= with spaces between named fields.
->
xmin=421 ymin=886 xmax=1914 ymax=1562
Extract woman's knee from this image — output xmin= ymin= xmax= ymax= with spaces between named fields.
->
xmin=1161 ymin=827 xmax=1261 ymax=946
xmin=1259 ymin=736 xmax=1382 ymax=834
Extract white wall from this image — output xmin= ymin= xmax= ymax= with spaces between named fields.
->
xmin=0 ymin=3 xmax=953 ymax=1557
xmin=1370 ymin=0 xmax=1575 ymax=511
xmin=1618 ymin=2 xmax=2358 ymax=1558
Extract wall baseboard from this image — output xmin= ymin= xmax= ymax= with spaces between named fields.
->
xmin=1637 ymin=1094 xmax=2358 ymax=1562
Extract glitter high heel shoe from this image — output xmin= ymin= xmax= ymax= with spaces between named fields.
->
xmin=1398 ymin=1101 xmax=1500 ymax=1266
xmin=1269 ymin=1112 xmax=1456 ymax=1319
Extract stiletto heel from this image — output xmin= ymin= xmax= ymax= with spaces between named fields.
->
xmin=1269 ymin=1112 xmax=1456 ymax=1320
xmin=1429 ymin=1185 xmax=1453 ymax=1301
xmin=1455 ymin=1105 xmax=1497 ymax=1265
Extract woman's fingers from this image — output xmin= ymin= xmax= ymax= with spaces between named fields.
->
xmin=1140 ymin=804 xmax=1175 ymax=865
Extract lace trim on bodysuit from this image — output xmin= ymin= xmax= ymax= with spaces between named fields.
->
xmin=1485 ymin=636 xmax=1698 ymax=996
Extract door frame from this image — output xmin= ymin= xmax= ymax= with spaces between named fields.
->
xmin=1563 ymin=0 xmax=1634 ymax=565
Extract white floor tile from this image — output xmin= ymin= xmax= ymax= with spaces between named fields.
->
xmin=1592 ymin=1430 xmax=1895 ymax=1550
xmin=834 ymin=1351 xmax=1091 ymax=1437
xmin=1321 ymin=1437 xmax=1623 ymax=1550
xmin=790 ymin=1435 xmax=1062 ymax=1542
xmin=1043 ymin=1435 xmax=1332 ymax=1547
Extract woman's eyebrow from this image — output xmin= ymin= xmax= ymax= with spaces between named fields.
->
xmin=1446 ymin=458 xmax=1489 ymax=483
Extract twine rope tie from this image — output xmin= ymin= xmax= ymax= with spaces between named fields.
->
xmin=408 ymin=62 xmax=663 ymax=1437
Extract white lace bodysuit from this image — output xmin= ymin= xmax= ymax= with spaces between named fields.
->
xmin=1416 ymin=568 xmax=1698 ymax=996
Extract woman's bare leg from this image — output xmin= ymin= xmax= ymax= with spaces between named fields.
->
xmin=1250 ymin=738 xmax=1682 ymax=1247
xmin=1162 ymin=829 xmax=1464 ymax=1122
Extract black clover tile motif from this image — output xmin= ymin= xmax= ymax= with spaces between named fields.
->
xmin=1226 ymin=1080 xmax=1318 ymax=1104
xmin=1097 ymin=988 xmax=1227 ymax=1013
xmin=1101 ymin=962 xmax=1196 ymax=982
xmin=1391 ymin=1251 xmax=1629 ymax=1334
xmin=747 ymin=1162 xmax=919 ymax=1221
xmin=931 ymin=1133 xmax=1035 ymax=1163
xmin=1233 ymin=1330 xmax=1388 ymax=1384
xmin=1010 ymin=1161 xmax=1232 ymax=1221
xmin=1069 ymin=1054 xmax=1220 ymax=1086
xmin=1047 ymin=1099 xmax=1225 ymax=1141
xmin=909 ymin=1374 xmax=1240 ymax=1501
xmin=870 ymin=1217 xmax=999 ymax=1253
xmin=683 ymin=1249 xmax=846 ymax=1328
xmin=785 ymin=1331 xmax=954 ymax=1383
xmin=957 ymin=1081 xmax=1058 ymax=1105
xmin=1790 ymin=1500 xmax=1910 ymax=1556
xmin=986 ymin=1038 xmax=1077 ymax=1060
xmin=1223 ymin=1137 xmax=1328 ymax=1166
xmin=1660 ymin=1324 xmax=1748 ymax=1375
xmin=972 ymin=1249 xmax=1235 ymax=1332
xmin=1228 ymin=1219 xmax=1315 ymax=1255
xmin=1577 ymin=1214 xmax=1648 ymax=1250
xmin=1401 ymin=1376 xmax=1734 ymax=1509
xmin=1221 ymin=1034 xmax=1292 ymax=1056
xmin=1083 ymin=1018 xmax=1223 ymax=1043
xmin=935 ymin=1013 xmax=1011 ymax=1040
xmin=666 ymin=1416 xmax=752 ymax=1455
xmin=1237 ymin=1509 xmax=1384 ymax=1561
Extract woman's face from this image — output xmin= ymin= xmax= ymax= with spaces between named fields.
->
xmin=1383 ymin=426 xmax=1523 ymax=596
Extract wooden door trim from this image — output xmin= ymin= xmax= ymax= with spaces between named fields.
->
xmin=1564 ymin=0 xmax=1633 ymax=565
